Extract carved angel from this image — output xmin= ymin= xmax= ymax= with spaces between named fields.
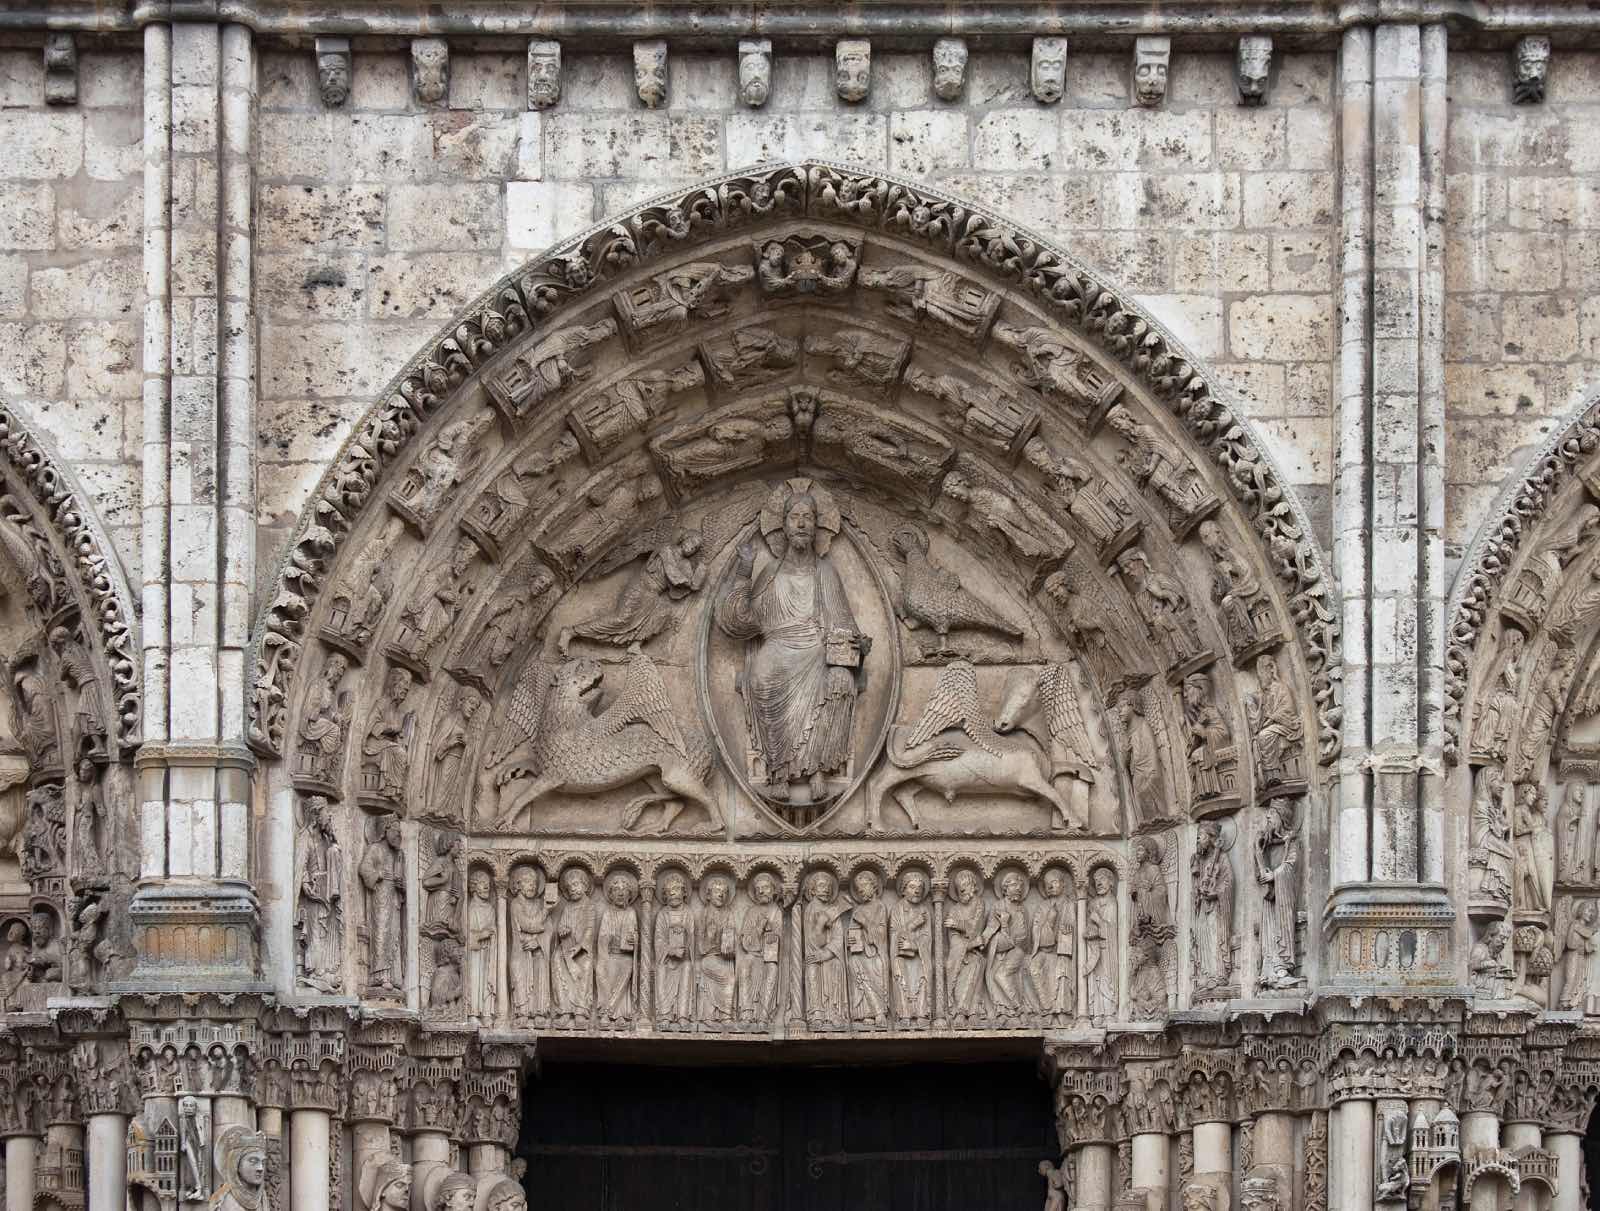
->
xmin=486 ymin=651 xmax=722 ymax=835
xmin=557 ymin=522 xmax=707 ymax=657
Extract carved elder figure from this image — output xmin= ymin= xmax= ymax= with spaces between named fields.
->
xmin=362 ymin=667 xmax=415 ymax=803
xmin=1190 ymin=820 xmax=1235 ymax=998
xmin=1255 ymin=800 xmax=1303 ymax=990
xmin=359 ymin=818 xmax=406 ymax=997
xmin=1116 ymin=548 xmax=1203 ymax=669
xmin=716 ymin=479 xmax=864 ymax=806
xmin=294 ymin=795 xmax=343 ymax=992
xmin=1247 ymin=652 xmax=1304 ymax=791
xmin=464 ymin=869 xmax=497 ymax=1020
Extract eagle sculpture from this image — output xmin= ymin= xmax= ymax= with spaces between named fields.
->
xmin=890 ymin=523 xmax=1025 ymax=654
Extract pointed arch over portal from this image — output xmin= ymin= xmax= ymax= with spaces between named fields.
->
xmin=253 ymin=163 xmax=1343 ymax=1011
xmin=250 ymin=162 xmax=1340 ymax=773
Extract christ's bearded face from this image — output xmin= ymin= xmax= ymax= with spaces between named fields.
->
xmin=784 ymin=497 xmax=817 ymax=553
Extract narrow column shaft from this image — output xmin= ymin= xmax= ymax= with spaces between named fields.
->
xmin=1074 ymin=1143 xmax=1114 ymax=1211
xmin=4 ymin=1136 xmax=37 ymax=1211
xmin=86 ymin=1114 xmax=128 ymax=1211
xmin=1551 ymin=1132 xmax=1583 ymax=1211
xmin=212 ymin=1094 xmax=251 ymax=1133
xmin=1503 ymin=1122 xmax=1540 ymax=1211
xmin=1130 ymin=1132 xmax=1169 ymax=1211
xmin=412 ymin=1130 xmax=452 ymax=1210
xmin=290 ymin=1108 xmax=331 ymax=1211
xmin=1461 ymin=1112 xmax=1500 ymax=1211
xmin=1193 ymin=1120 xmax=1230 ymax=1177
xmin=1416 ymin=21 xmax=1448 ymax=879
xmin=1368 ymin=21 xmax=1424 ymax=881
xmin=351 ymin=1120 xmax=390 ymax=1192
xmin=469 ymin=1142 xmax=507 ymax=1176
xmin=1253 ymin=1111 xmax=1294 ymax=1187
xmin=1334 ymin=1100 xmax=1374 ymax=1211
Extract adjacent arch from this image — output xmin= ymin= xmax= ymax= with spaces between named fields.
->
xmin=0 ymin=401 xmax=140 ymax=754
xmin=1448 ymin=388 xmax=1600 ymax=767
xmin=0 ymin=396 xmax=145 ymax=1001
xmin=1448 ymin=386 xmax=1600 ymax=1012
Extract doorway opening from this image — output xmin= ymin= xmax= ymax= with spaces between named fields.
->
xmin=517 ymin=1058 xmax=1056 ymax=1211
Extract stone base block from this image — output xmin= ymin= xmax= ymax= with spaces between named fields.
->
xmin=1324 ymin=883 xmax=1458 ymax=987
xmin=117 ymin=882 xmax=263 ymax=990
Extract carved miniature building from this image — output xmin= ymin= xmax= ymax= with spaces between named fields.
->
xmin=0 ymin=4 xmax=1599 ymax=1210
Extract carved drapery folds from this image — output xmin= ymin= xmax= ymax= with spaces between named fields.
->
xmin=248 ymin=163 xmax=1330 ymax=1036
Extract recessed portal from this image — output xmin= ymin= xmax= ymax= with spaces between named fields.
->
xmin=518 ymin=1059 xmax=1055 ymax=1210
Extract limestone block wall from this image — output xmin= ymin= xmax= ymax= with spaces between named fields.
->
xmin=1445 ymin=49 xmax=1600 ymax=582
xmin=252 ymin=45 xmax=1339 ymax=594
xmin=0 ymin=47 xmax=145 ymax=586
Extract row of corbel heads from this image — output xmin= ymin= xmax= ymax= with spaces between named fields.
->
xmin=305 ymin=32 xmax=1301 ymax=111
xmin=16 ymin=26 xmax=1560 ymax=111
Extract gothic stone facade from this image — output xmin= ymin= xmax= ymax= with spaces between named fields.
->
xmin=0 ymin=4 xmax=1599 ymax=1210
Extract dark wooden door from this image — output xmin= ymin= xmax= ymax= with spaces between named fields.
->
xmin=519 ymin=1061 xmax=1055 ymax=1211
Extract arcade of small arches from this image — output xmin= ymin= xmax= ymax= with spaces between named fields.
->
xmin=0 ymin=161 xmax=1594 ymax=1211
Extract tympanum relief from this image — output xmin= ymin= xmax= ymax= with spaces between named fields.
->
xmin=270 ymin=200 xmax=1323 ymax=1031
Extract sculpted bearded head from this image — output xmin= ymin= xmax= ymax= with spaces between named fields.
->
xmin=527 ymin=40 xmax=561 ymax=109
xmin=1032 ymin=38 xmax=1067 ymax=103
xmin=739 ymin=39 xmax=771 ymax=107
